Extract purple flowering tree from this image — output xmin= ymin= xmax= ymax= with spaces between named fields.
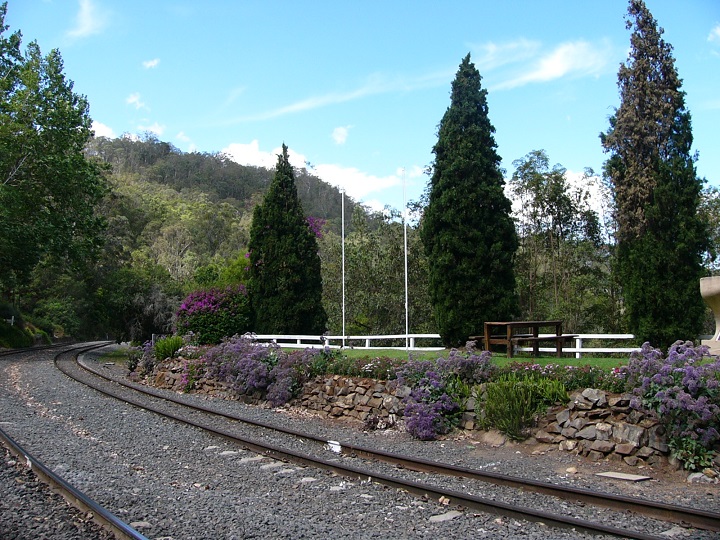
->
xmin=175 ymin=284 xmax=251 ymax=344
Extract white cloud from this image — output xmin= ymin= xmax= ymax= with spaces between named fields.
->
xmin=222 ymin=140 xmax=308 ymax=170
xmin=91 ymin=121 xmax=115 ymax=138
xmin=137 ymin=122 xmax=165 ymax=136
xmin=176 ymin=131 xmax=196 ymax=152
xmin=222 ymin=140 xmax=403 ymax=207
xmin=126 ymin=92 xmax=148 ymax=110
xmin=332 ymin=125 xmax=352 ymax=145
xmin=471 ymin=39 xmax=541 ymax=71
xmin=709 ymin=24 xmax=720 ymax=43
xmin=143 ymin=58 xmax=160 ymax=69
xmin=66 ymin=0 xmax=108 ymax=39
xmin=493 ymin=40 xmax=611 ymax=90
xmin=314 ymin=163 xmax=401 ymax=202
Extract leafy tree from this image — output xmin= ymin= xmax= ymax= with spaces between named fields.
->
xmin=320 ymin=207 xmax=434 ymax=339
xmin=421 ymin=54 xmax=518 ymax=347
xmin=510 ymin=150 xmax=616 ymax=332
xmin=0 ymin=4 xmax=107 ymax=299
xmin=600 ymin=0 xmax=708 ymax=347
xmin=248 ymin=144 xmax=327 ymax=334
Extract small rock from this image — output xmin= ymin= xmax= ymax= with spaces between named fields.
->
xmin=429 ymin=510 xmax=462 ymax=523
xmin=566 ymin=467 xmax=578 ymax=474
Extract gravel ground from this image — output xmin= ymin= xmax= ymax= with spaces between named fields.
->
xmin=0 ymin=344 xmax=718 ymax=540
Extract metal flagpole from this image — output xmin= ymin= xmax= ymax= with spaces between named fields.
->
xmin=403 ymin=169 xmax=409 ymax=351
xmin=341 ymin=188 xmax=346 ymax=349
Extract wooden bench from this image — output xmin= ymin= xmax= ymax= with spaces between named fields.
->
xmin=476 ymin=321 xmax=577 ymax=358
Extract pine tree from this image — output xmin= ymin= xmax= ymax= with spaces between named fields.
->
xmin=248 ymin=144 xmax=327 ymax=334
xmin=601 ymin=0 xmax=708 ymax=348
xmin=421 ymin=54 xmax=518 ymax=347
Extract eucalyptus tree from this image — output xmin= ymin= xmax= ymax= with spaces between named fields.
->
xmin=421 ymin=53 xmax=517 ymax=346
xmin=510 ymin=150 xmax=615 ymax=332
xmin=248 ymin=144 xmax=327 ymax=334
xmin=600 ymin=0 xmax=707 ymax=347
xmin=0 ymin=4 xmax=107 ymax=300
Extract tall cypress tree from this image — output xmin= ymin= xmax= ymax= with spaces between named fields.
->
xmin=248 ymin=144 xmax=327 ymax=334
xmin=421 ymin=54 xmax=518 ymax=347
xmin=601 ymin=0 xmax=707 ymax=348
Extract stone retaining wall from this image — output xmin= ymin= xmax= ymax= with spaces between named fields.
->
xmin=147 ymin=362 xmax=671 ymax=466
xmin=534 ymin=388 xmax=669 ymax=467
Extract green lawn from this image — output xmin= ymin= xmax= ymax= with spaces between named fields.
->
xmin=336 ymin=347 xmax=628 ymax=369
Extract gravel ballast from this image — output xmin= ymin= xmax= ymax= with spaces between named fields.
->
xmin=1 ymin=345 xmax=718 ymax=540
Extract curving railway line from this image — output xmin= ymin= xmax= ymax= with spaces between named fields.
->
xmin=1 ymin=343 xmax=719 ymax=539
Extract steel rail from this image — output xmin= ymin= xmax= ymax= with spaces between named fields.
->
xmin=59 ymin=350 xmax=718 ymax=539
xmin=73 ymin=349 xmax=720 ymax=534
xmin=0 ymin=343 xmax=148 ymax=540
xmin=58 ymin=351 xmax=660 ymax=539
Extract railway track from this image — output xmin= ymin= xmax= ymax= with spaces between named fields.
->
xmin=47 ymin=344 xmax=719 ymax=540
xmin=1 ymin=342 xmax=148 ymax=540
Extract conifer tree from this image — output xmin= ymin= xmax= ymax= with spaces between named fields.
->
xmin=421 ymin=54 xmax=518 ymax=347
xmin=248 ymin=144 xmax=327 ymax=334
xmin=601 ymin=0 xmax=707 ymax=347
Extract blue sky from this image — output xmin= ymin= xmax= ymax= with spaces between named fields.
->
xmin=7 ymin=0 xmax=720 ymax=211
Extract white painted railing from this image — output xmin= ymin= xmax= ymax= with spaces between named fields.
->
xmin=251 ymin=333 xmax=642 ymax=357
xmin=515 ymin=334 xmax=639 ymax=358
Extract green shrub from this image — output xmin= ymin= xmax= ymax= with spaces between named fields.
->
xmin=154 ymin=335 xmax=184 ymax=361
xmin=175 ymin=285 xmax=251 ymax=344
xmin=480 ymin=374 xmax=567 ymax=441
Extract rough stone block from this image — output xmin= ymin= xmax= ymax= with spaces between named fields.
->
xmin=614 ymin=443 xmax=637 ymax=456
xmin=555 ymin=409 xmax=570 ymax=426
xmin=576 ymin=425 xmax=597 ymax=440
xmin=590 ymin=440 xmax=615 ymax=453
xmin=647 ymin=424 xmax=668 ymax=453
xmin=612 ymin=423 xmax=646 ymax=447
xmin=595 ymin=422 xmax=613 ymax=441
xmin=582 ymin=388 xmax=607 ymax=407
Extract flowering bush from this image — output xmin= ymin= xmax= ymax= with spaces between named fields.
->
xmin=202 ymin=335 xmax=319 ymax=406
xmin=397 ymin=350 xmax=494 ymax=440
xmin=621 ymin=341 xmax=720 ymax=469
xmin=175 ymin=285 xmax=251 ymax=345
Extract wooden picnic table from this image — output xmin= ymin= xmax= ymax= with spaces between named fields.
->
xmin=474 ymin=320 xmax=577 ymax=358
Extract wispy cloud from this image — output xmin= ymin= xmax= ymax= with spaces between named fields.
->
xmin=332 ymin=125 xmax=352 ymax=145
xmin=709 ymin=24 xmax=720 ymax=43
xmin=471 ymin=38 xmax=542 ymax=71
xmin=137 ymin=122 xmax=165 ymax=136
xmin=143 ymin=58 xmax=160 ymax=69
xmin=126 ymin=92 xmax=148 ymax=110
xmin=225 ymin=70 xmax=450 ymax=124
xmin=491 ymin=40 xmax=612 ymax=91
xmin=176 ymin=131 xmax=196 ymax=152
xmin=66 ymin=0 xmax=108 ymax=39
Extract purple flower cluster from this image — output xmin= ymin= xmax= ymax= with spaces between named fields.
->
xmin=397 ymin=350 xmax=493 ymax=440
xmin=623 ymin=341 xmax=720 ymax=449
xmin=202 ymin=335 xmax=319 ymax=405
xmin=175 ymin=285 xmax=251 ymax=344
xmin=177 ymin=285 xmax=247 ymax=317
xmin=306 ymin=216 xmax=326 ymax=239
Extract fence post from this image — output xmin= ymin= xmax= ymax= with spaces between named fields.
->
xmin=575 ymin=336 xmax=582 ymax=359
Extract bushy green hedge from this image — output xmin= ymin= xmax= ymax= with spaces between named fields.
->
xmin=175 ymin=285 xmax=251 ymax=344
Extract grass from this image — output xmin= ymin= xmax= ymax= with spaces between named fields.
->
xmin=333 ymin=347 xmax=628 ymax=369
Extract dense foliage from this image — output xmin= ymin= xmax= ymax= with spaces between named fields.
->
xmin=248 ymin=145 xmax=327 ymax=334
xmin=621 ymin=341 xmax=720 ymax=469
xmin=0 ymin=3 xmax=107 ymax=299
xmin=600 ymin=0 xmax=708 ymax=347
xmin=175 ymin=285 xmax=251 ymax=344
xmin=422 ymin=53 xmax=518 ymax=347
xmin=510 ymin=151 xmax=618 ymax=332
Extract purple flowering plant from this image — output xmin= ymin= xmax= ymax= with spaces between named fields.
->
xmin=175 ymin=285 xmax=251 ymax=345
xmin=396 ymin=349 xmax=494 ymax=440
xmin=621 ymin=341 xmax=720 ymax=464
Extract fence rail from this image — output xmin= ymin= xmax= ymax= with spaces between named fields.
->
xmin=251 ymin=333 xmax=643 ymax=358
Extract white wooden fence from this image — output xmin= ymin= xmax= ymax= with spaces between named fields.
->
xmin=251 ymin=333 xmax=642 ymax=358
